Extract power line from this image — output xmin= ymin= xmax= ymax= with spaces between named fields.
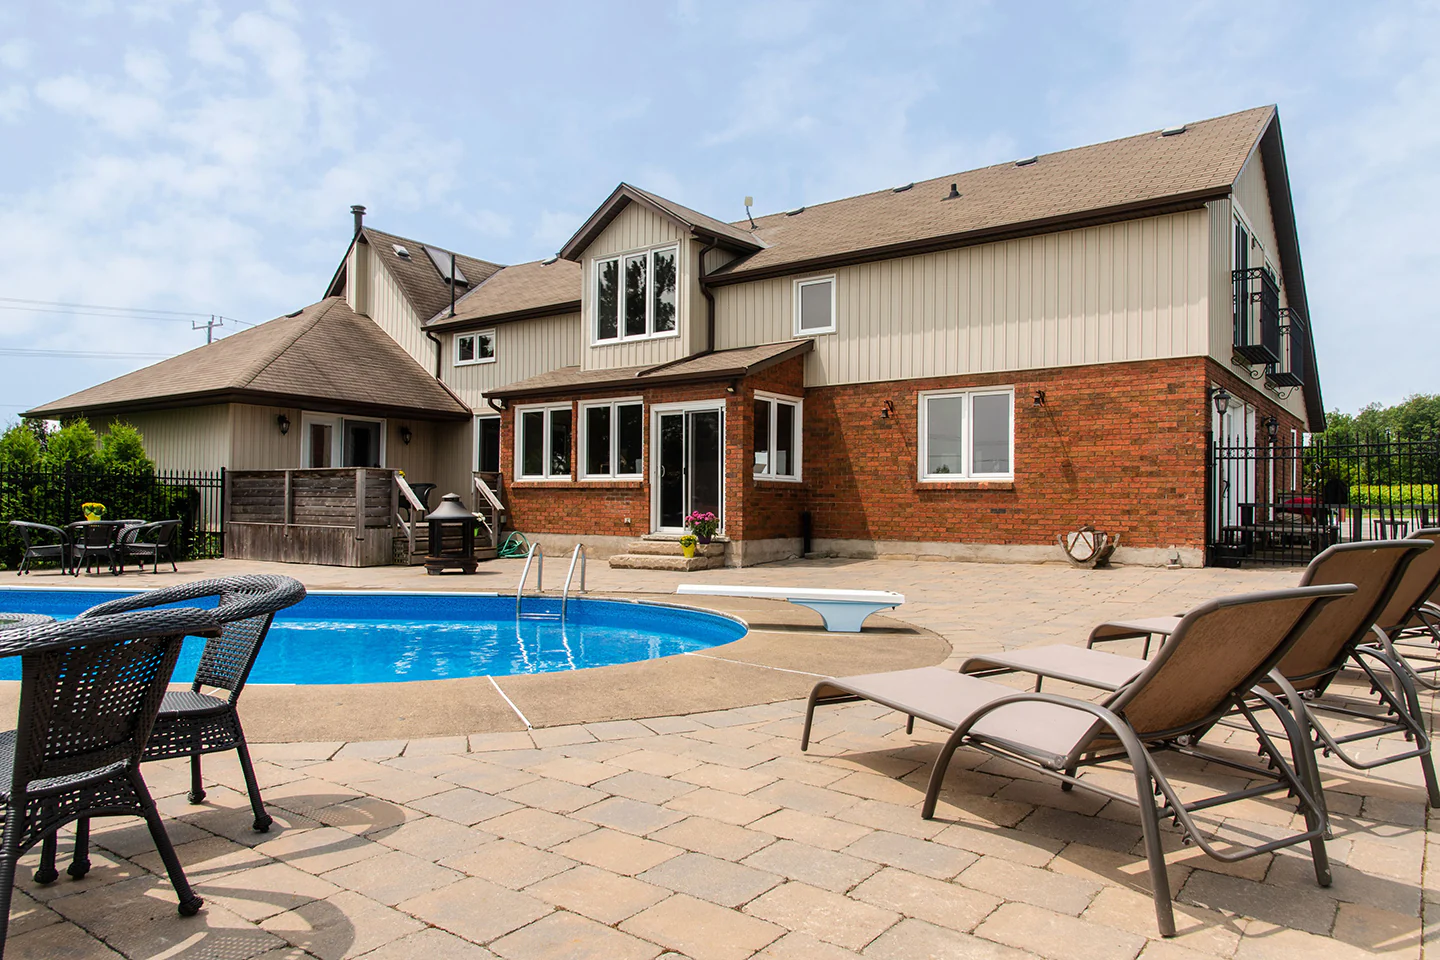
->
xmin=0 ymin=297 xmax=255 ymax=327
xmin=0 ymin=347 xmax=173 ymax=360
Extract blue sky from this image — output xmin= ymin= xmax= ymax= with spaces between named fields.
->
xmin=0 ymin=0 xmax=1436 ymax=419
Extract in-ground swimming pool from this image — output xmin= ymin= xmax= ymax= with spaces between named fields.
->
xmin=0 ymin=589 xmax=747 ymax=684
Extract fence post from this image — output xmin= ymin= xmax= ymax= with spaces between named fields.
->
xmin=354 ymin=468 xmax=365 ymax=542
xmin=1203 ymin=431 xmax=1214 ymax=567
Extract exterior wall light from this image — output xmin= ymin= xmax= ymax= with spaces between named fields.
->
xmin=1264 ymin=415 xmax=1279 ymax=443
xmin=880 ymin=399 xmax=895 ymax=420
xmin=1032 ymin=390 xmax=1046 ymax=407
xmin=276 ymin=414 xmax=290 ymax=435
xmin=1210 ymin=386 xmax=1232 ymax=417
xmin=400 ymin=426 xmax=413 ymax=445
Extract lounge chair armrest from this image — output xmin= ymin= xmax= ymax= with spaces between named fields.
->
xmin=949 ymin=689 xmax=1130 ymax=768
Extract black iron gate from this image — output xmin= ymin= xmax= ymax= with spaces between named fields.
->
xmin=1207 ymin=435 xmax=1440 ymax=567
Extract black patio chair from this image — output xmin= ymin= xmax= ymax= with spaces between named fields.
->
xmin=38 ymin=575 xmax=307 ymax=884
xmin=6 ymin=522 xmax=70 ymax=575
xmin=121 ymin=520 xmax=181 ymax=573
xmin=0 ymin=606 xmax=221 ymax=956
xmin=68 ymin=521 xmax=124 ymax=576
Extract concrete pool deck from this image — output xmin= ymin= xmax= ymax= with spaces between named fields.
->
xmin=3 ymin=556 xmax=1437 ymax=960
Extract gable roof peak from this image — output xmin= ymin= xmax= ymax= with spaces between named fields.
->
xmin=559 ymin=182 xmax=764 ymax=262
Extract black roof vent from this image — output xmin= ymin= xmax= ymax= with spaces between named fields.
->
xmin=945 ymin=183 xmax=961 ymax=200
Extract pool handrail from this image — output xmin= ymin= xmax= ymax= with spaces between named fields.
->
xmin=516 ymin=542 xmax=544 ymax=619
xmin=561 ymin=544 xmax=586 ymax=620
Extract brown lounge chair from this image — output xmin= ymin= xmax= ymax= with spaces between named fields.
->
xmin=1366 ymin=529 xmax=1440 ymax=689
xmin=963 ymin=539 xmax=1440 ymax=808
xmin=801 ymin=584 xmax=1356 ymax=937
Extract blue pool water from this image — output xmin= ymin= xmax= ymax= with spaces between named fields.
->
xmin=0 ymin=589 xmax=746 ymax=684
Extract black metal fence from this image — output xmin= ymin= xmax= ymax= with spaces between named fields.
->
xmin=1208 ymin=435 xmax=1440 ymax=567
xmin=0 ymin=467 xmax=225 ymax=570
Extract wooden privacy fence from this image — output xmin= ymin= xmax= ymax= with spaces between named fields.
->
xmin=225 ymin=468 xmax=396 ymax=566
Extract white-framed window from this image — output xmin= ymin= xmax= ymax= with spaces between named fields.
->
xmin=593 ymin=245 xmax=678 ymax=343
xmin=455 ymin=329 xmax=496 ymax=365
xmin=793 ymin=275 xmax=836 ymax=336
xmin=515 ymin=403 xmax=572 ymax=480
xmin=918 ymin=387 xmax=1013 ymax=481
xmin=301 ymin=413 xmax=386 ymax=468
xmin=475 ymin=414 xmax=501 ymax=473
xmin=580 ymin=398 xmax=644 ymax=479
xmin=753 ymin=391 xmax=802 ymax=481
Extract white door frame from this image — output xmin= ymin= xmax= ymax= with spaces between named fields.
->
xmin=649 ymin=399 xmax=726 ymax=534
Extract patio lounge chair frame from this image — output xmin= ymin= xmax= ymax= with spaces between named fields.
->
xmin=964 ymin=540 xmax=1440 ymax=810
xmin=801 ymin=585 xmax=1356 ymax=937
xmin=0 ymin=606 xmax=222 ymax=957
xmin=1362 ymin=530 xmax=1440 ymax=689
xmin=36 ymin=575 xmax=307 ymax=885
xmin=7 ymin=521 xmax=70 ymax=575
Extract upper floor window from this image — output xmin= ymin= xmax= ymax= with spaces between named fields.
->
xmin=516 ymin=403 xmax=572 ymax=480
xmin=794 ymin=276 xmax=835 ymax=336
xmin=594 ymin=245 xmax=678 ymax=343
xmin=918 ymin=388 xmax=1013 ymax=481
xmin=581 ymin=399 xmax=644 ymax=479
xmin=753 ymin=392 xmax=802 ymax=481
xmin=455 ymin=330 xmax=496 ymax=365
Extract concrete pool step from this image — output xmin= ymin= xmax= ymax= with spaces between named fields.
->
xmin=608 ymin=537 xmax=725 ymax=571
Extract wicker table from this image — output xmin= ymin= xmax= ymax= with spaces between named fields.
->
xmin=0 ymin=613 xmax=54 ymax=632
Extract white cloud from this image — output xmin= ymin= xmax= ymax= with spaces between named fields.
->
xmin=34 ymin=75 xmax=165 ymax=137
xmin=123 ymin=48 xmax=171 ymax=91
xmin=530 ymin=211 xmax=582 ymax=252
xmin=0 ymin=83 xmax=27 ymax=121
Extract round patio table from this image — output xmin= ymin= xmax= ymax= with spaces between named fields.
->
xmin=0 ymin=613 xmax=53 ymax=632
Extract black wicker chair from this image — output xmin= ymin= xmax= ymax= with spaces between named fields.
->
xmin=120 ymin=520 xmax=181 ymax=573
xmin=7 ymin=522 xmax=70 ymax=575
xmin=68 ymin=521 xmax=124 ymax=576
xmin=0 ymin=606 xmax=221 ymax=956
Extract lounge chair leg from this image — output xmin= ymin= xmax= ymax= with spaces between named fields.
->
xmin=1060 ymin=763 xmax=1077 ymax=792
xmin=921 ymin=730 xmax=967 ymax=820
xmin=68 ymin=817 xmax=91 ymax=879
xmin=800 ymin=687 xmax=821 ymax=752
xmin=33 ymin=830 xmax=58 ymax=885
xmin=187 ymin=754 xmax=206 ymax=804
xmin=1133 ymin=764 xmax=1176 ymax=937
xmin=905 ymin=715 xmax=914 ymax=735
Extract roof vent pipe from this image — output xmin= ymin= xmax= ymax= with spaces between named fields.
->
xmin=351 ymin=204 xmax=366 ymax=238
xmin=945 ymin=183 xmax=961 ymax=200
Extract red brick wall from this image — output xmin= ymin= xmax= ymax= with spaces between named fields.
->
xmin=501 ymin=361 xmax=810 ymax=539
xmin=802 ymin=357 xmax=1214 ymax=550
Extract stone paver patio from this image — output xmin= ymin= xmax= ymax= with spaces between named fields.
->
xmin=3 ymin=556 xmax=1436 ymax=959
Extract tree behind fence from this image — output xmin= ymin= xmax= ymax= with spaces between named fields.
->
xmin=0 ymin=467 xmax=224 ymax=569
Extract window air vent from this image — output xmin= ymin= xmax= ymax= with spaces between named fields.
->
xmin=1015 ymin=156 xmax=1038 ymax=167
xmin=1160 ymin=124 xmax=1187 ymax=137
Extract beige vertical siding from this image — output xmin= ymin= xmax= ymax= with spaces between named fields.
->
xmin=715 ymin=209 xmax=1210 ymax=387
xmin=581 ymin=202 xmax=691 ymax=370
xmin=230 ymin=403 xmax=303 ymax=469
xmin=367 ymin=251 xmax=437 ymax=372
xmin=91 ymin=406 xmax=231 ymax=473
xmin=1207 ymin=198 xmax=1235 ymax=368
xmin=443 ymin=313 xmax=582 ymax=409
xmin=346 ymin=241 xmax=369 ymax=316
xmin=1233 ymin=152 xmax=1279 ymax=261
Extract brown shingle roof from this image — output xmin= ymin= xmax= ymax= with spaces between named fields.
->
xmin=708 ymin=106 xmax=1275 ymax=282
xmin=361 ymin=228 xmax=504 ymax=321
xmin=488 ymin=340 xmax=812 ymax=400
xmin=425 ymin=258 xmax=582 ymax=330
xmin=26 ymin=297 xmax=471 ymax=421
xmin=558 ymin=183 xmax=764 ymax=262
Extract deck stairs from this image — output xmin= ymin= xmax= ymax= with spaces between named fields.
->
xmin=608 ymin=534 xmax=725 ymax=571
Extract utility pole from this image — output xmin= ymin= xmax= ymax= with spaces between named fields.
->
xmin=192 ymin=315 xmax=222 ymax=343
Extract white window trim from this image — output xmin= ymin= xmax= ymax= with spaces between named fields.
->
xmin=474 ymin=413 xmax=501 ymax=473
xmin=299 ymin=412 xmax=387 ymax=469
xmin=916 ymin=387 xmax=1014 ymax=482
xmin=752 ymin=390 xmax=803 ymax=482
xmin=649 ymin=399 xmax=727 ymax=536
xmin=454 ymin=329 xmax=496 ymax=366
xmin=793 ymin=275 xmax=837 ymax=337
xmin=513 ymin=402 xmax=574 ymax=482
xmin=579 ymin=397 xmax=645 ymax=480
xmin=591 ymin=244 xmax=682 ymax=345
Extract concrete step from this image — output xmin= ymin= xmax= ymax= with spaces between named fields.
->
xmin=608 ymin=553 xmax=724 ymax=572
xmin=624 ymin=539 xmax=725 ymax=557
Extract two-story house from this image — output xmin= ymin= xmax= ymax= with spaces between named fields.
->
xmin=438 ymin=105 xmax=1318 ymax=567
xmin=28 ymin=105 xmax=1319 ymax=568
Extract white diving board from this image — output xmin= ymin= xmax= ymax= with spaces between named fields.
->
xmin=675 ymin=584 xmax=904 ymax=633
